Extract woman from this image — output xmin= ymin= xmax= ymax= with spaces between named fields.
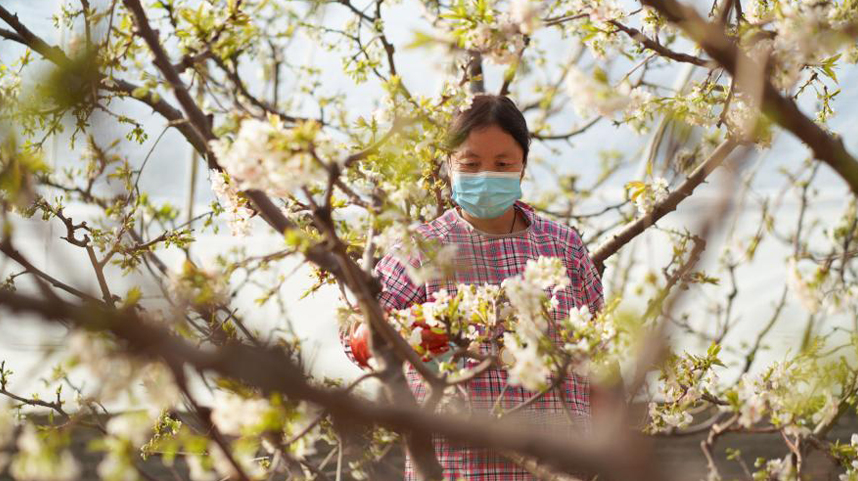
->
xmin=342 ymin=94 xmax=604 ymax=480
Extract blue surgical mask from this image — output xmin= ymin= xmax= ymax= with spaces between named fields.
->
xmin=451 ymin=170 xmax=522 ymax=219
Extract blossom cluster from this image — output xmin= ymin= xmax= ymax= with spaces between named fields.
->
xmin=208 ymin=116 xmax=329 ymax=200
xmin=384 ymin=284 xmax=503 ymax=364
xmin=558 ymin=303 xmax=619 ymax=377
xmin=209 ymin=170 xmax=255 ymax=237
xmin=462 ymin=22 xmax=527 ymax=66
xmin=565 ymin=66 xmax=653 ymax=123
xmin=196 ymin=392 xmax=326 ymax=480
xmin=167 ymin=259 xmax=231 ymax=310
xmin=626 ymin=177 xmax=669 ymax=216
xmin=8 ymin=423 xmax=80 ymax=481
xmin=570 ymin=0 xmax=627 ymax=59
xmin=733 ymin=0 xmax=856 ymax=99
xmin=769 ymin=0 xmax=852 ymax=90
xmin=721 ymin=89 xmax=773 ymax=148
xmin=97 ymin=411 xmax=156 ymax=481
xmin=755 ymin=456 xmax=797 ymax=481
xmin=726 ymin=356 xmax=840 ymax=437
xmin=371 ymin=222 xmax=459 ymax=284
xmin=448 ymin=0 xmax=545 ymax=66
xmin=499 ymin=257 xmax=572 ymax=390
xmin=787 ymin=256 xmax=855 ymax=316
xmin=646 ymin=345 xmax=722 ymax=433
xmin=378 ymin=256 xmax=616 ymax=391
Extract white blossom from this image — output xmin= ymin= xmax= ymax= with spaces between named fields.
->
xmin=786 ymin=258 xmax=821 ymax=313
xmin=745 ymin=0 xmax=772 ymax=23
xmin=409 ymin=326 xmax=424 ymax=347
xmin=782 ymin=423 xmax=811 ymax=438
xmin=765 ymin=457 xmax=796 ymax=481
xmin=523 ymin=256 xmax=569 ymax=291
xmin=568 ymin=304 xmax=593 ymax=333
xmin=209 ymin=170 xmax=254 ymax=237
xmin=503 ymin=257 xmax=572 ymax=341
xmin=487 ymin=34 xmax=525 ymax=65
xmin=187 ymin=454 xmax=217 ymax=481
xmin=68 ymin=331 xmax=140 ymax=402
xmin=502 ymin=276 xmax=547 ymax=337
xmin=0 ymin=402 xmax=14 ymax=448
xmin=209 ymin=442 xmax=266 ymax=480
xmin=421 ymin=301 xmax=442 ymax=327
xmin=736 ymin=374 xmax=767 ymax=428
xmin=773 ymin=2 xmax=842 ymax=64
xmin=466 ymin=24 xmax=494 ymax=50
xmin=461 ymin=20 xmax=526 ymax=66
xmin=652 ymin=178 xmax=669 ymax=202
xmin=662 ymin=409 xmax=693 ymax=429
xmin=10 ymin=424 xmax=81 ymax=481
xmin=210 ymin=391 xmax=272 ymax=436
xmin=97 ymin=451 xmax=138 ymax=481
xmin=577 ymin=0 xmax=625 ymax=24
xmin=510 ymin=0 xmax=543 ymax=35
xmin=633 ymin=177 xmax=669 ymax=216
xmin=624 ymin=86 xmax=655 ymax=133
xmin=208 ymin=118 xmax=328 ymax=200
xmin=565 ymin=66 xmax=632 ymax=117
xmin=503 ymin=333 xmax=550 ymax=391
xmin=139 ymin=363 xmax=181 ymax=417
xmin=106 ymin=412 xmax=152 ymax=446
xmin=648 ymin=402 xmax=693 ymax=431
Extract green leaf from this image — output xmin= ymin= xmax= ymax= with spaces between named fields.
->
xmin=123 ymin=286 xmax=142 ymax=307
xmin=131 ymin=86 xmax=149 ymax=99
xmin=405 ymin=31 xmax=438 ymax=50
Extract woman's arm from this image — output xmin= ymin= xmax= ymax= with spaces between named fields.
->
xmin=571 ymin=229 xmax=605 ymax=317
xmin=567 ymin=228 xmax=625 ymax=416
xmin=339 ymin=250 xmax=428 ymax=368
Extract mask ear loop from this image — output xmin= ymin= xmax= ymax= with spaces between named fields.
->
xmin=445 ymin=153 xmax=459 ymax=214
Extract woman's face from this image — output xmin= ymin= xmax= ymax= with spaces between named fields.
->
xmin=448 ymin=124 xmax=525 ymax=178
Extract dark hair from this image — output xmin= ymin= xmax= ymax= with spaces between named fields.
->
xmin=443 ymin=94 xmax=531 ymax=167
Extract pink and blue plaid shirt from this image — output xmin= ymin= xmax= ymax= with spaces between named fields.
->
xmin=341 ymin=200 xmax=604 ymax=480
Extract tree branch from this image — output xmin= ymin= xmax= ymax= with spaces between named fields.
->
xmin=0 ymin=288 xmax=661 ymax=481
xmin=121 ymin=0 xmax=217 ymax=166
xmin=609 ymin=21 xmax=710 ymax=67
xmin=591 ymin=138 xmax=739 ymax=272
xmin=639 ymin=0 xmax=858 ymax=195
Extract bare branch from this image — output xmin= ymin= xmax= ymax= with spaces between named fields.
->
xmin=609 ymin=21 xmax=711 ymax=67
xmin=591 ymin=138 xmax=739 ymax=272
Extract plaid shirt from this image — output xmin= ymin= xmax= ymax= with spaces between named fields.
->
xmin=340 ymin=200 xmax=604 ymax=480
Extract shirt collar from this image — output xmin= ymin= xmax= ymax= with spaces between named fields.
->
xmin=449 ymin=199 xmax=535 ymax=237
